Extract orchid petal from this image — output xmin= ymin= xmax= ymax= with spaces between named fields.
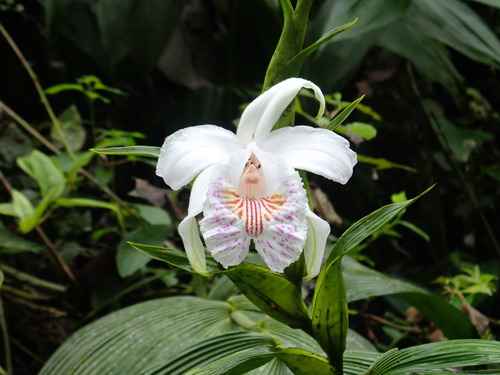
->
xmin=177 ymin=166 xmax=217 ymax=276
xmin=156 ymin=125 xmax=243 ymax=190
xmin=303 ymin=209 xmax=331 ymax=280
xmin=200 ymin=166 xmax=251 ymax=268
xmin=178 ymin=215 xmax=208 ymax=275
xmin=236 ymin=78 xmax=326 ymax=145
xmin=258 ymin=126 xmax=357 ymax=184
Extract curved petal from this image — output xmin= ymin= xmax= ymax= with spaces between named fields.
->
xmin=236 ymin=78 xmax=326 ymax=145
xmin=303 ymin=209 xmax=331 ymax=280
xmin=187 ymin=165 xmax=217 ymax=216
xmin=178 ymin=215 xmax=208 ymax=275
xmin=156 ymin=125 xmax=243 ymax=190
xmin=177 ymin=166 xmax=216 ymax=276
xmin=258 ymin=126 xmax=357 ymax=184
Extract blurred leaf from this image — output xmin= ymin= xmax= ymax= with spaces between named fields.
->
xmin=50 ymin=105 xmax=86 ymax=151
xmin=407 ymin=0 xmax=500 ymax=68
xmin=436 ymin=117 xmax=493 ymax=162
xmin=19 ymin=187 xmax=63 ymax=233
xmin=91 ymin=145 xmax=160 ymax=158
xmin=11 ymin=189 xmax=34 ymax=220
xmin=467 ymin=0 xmax=500 ymax=9
xmin=117 ymin=225 xmax=171 ymax=277
xmin=307 ymin=0 xmax=411 ymax=42
xmin=0 ymin=229 xmax=44 ymax=254
xmin=376 ymin=21 xmax=462 ymax=97
xmin=95 ymin=0 xmax=185 ymax=73
xmin=357 ymin=155 xmax=416 ymax=172
xmin=66 ymin=151 xmax=95 ymax=176
xmin=44 ymin=83 xmax=84 ymax=95
xmin=55 ymin=197 xmax=119 ymax=214
xmin=344 ymin=122 xmax=377 ymax=141
xmin=342 ymin=256 xmax=478 ymax=339
xmin=304 ymin=0 xmax=411 ymax=90
xmin=134 ymin=204 xmax=173 ymax=227
xmin=17 ymin=150 xmax=65 ymax=199
xmin=367 ymin=339 xmax=500 ymax=374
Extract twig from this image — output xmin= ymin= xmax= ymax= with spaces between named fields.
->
xmin=0 ymin=22 xmax=75 ymax=158
xmin=0 ymin=100 xmax=60 ymax=154
xmin=0 ymin=169 xmax=79 ymax=290
xmin=0 ymin=101 xmax=138 ymax=219
xmin=0 ymin=270 xmax=13 ymax=375
xmin=35 ymin=226 xmax=81 ymax=291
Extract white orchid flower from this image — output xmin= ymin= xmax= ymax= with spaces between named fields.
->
xmin=156 ymin=78 xmax=357 ymax=279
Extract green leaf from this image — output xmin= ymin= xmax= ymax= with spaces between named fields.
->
xmin=91 ymin=145 xmax=160 ymax=158
xmin=51 ymin=105 xmax=86 ymax=151
xmin=19 ymin=186 xmax=63 ymax=233
xmin=0 ymin=228 xmax=44 ymax=254
xmin=367 ymin=339 xmax=500 ymax=375
xmin=55 ymin=197 xmax=119 ymax=213
xmin=44 ymin=83 xmax=84 ymax=95
xmin=134 ymin=204 xmax=173 ymax=227
xmin=357 ymin=155 xmax=416 ymax=172
xmin=117 ymin=225 xmax=172 ymax=277
xmin=436 ymin=117 xmax=493 ymax=162
xmin=276 ymin=347 xmax=338 ymax=375
xmin=39 ymin=293 xmax=377 ymax=375
xmin=311 ymin=187 xmax=434 ymax=366
xmin=331 ymin=186 xmax=434 ymax=264
xmin=310 ymin=259 xmax=348 ymax=371
xmin=281 ymin=19 xmax=358 ymax=78
xmin=10 ymin=190 xmax=34 ymax=220
xmin=406 ymin=0 xmax=500 ymax=68
xmin=147 ymin=332 xmax=275 ymax=375
xmin=16 ymin=150 xmax=65 ymax=199
xmin=468 ymin=0 xmax=500 ymax=9
xmin=326 ymin=96 xmax=365 ymax=130
xmin=128 ymin=242 xmax=221 ymax=273
xmin=344 ymin=122 xmax=377 ymax=140
xmin=224 ymin=264 xmax=311 ymax=330
xmin=342 ymin=256 xmax=478 ymax=339
xmin=377 ymin=21 xmax=462 ymax=97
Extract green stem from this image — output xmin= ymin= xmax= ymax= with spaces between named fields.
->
xmin=0 ymin=23 xmax=75 ymax=159
xmin=263 ymin=0 xmax=313 ymax=90
xmin=0 ymin=264 xmax=67 ymax=293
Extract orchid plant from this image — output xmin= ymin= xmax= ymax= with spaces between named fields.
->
xmin=155 ymin=78 xmax=357 ymax=279
xmin=82 ymin=1 xmax=500 ymax=374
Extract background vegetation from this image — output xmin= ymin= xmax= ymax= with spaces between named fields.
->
xmin=0 ymin=0 xmax=499 ymax=374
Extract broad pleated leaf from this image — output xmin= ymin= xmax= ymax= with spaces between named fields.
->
xmin=145 ymin=332 xmax=275 ymax=375
xmin=367 ymin=339 xmax=500 ymax=374
xmin=39 ymin=295 xmax=377 ymax=375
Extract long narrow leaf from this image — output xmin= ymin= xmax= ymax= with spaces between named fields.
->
xmin=91 ymin=145 xmax=161 ymax=158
